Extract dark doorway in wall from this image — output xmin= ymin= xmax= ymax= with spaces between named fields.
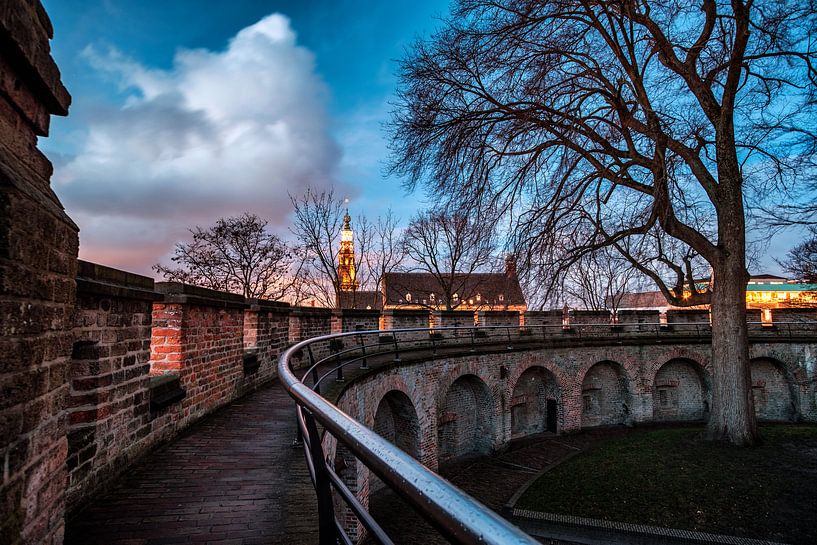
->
xmin=546 ymin=399 xmax=558 ymax=433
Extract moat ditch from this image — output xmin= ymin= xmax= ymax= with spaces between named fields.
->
xmin=367 ymin=423 xmax=817 ymax=545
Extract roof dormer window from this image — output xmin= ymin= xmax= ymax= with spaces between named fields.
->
xmin=498 ymin=294 xmax=504 ymax=302
xmin=406 ymin=293 xmax=412 ymax=302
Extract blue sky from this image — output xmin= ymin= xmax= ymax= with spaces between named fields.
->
xmin=41 ymin=0 xmax=447 ymax=274
xmin=39 ymin=0 xmax=803 ymax=278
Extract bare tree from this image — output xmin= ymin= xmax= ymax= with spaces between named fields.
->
xmin=779 ymin=229 xmax=817 ymax=283
xmin=290 ymin=188 xmax=371 ymax=307
xmin=563 ymin=248 xmax=645 ymax=312
xmin=365 ymin=209 xmax=408 ymax=293
xmin=391 ymin=0 xmax=817 ymax=444
xmin=401 ymin=208 xmax=497 ymax=310
xmin=154 ymin=213 xmax=297 ymax=300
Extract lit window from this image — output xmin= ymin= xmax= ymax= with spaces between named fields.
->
xmin=499 ymin=294 xmax=504 ymax=302
xmin=406 ymin=293 xmax=412 ymax=302
xmin=430 ymin=293 xmax=436 ymax=301
xmin=453 ymin=293 xmax=459 ymax=300
xmin=476 ymin=294 xmax=481 ymax=302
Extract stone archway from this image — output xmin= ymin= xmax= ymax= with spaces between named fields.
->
xmin=652 ymin=358 xmax=710 ymax=422
xmin=750 ymin=358 xmax=798 ymax=421
xmin=510 ymin=366 xmax=561 ymax=437
xmin=581 ymin=361 xmax=632 ymax=428
xmin=437 ymin=375 xmax=495 ymax=463
xmin=373 ymin=390 xmax=421 ymax=457
xmin=369 ymin=390 xmax=422 ymax=493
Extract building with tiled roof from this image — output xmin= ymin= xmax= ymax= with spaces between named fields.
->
xmin=381 ymin=262 xmax=526 ymax=312
xmin=337 ymin=290 xmax=383 ymax=310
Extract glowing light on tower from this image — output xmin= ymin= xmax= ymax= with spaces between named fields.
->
xmin=338 ymin=199 xmax=358 ymax=291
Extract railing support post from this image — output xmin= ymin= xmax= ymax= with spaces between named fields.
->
xmin=393 ymin=332 xmax=401 ymax=363
xmin=304 ymin=410 xmax=338 ymax=545
xmin=308 ymin=345 xmax=320 ymax=396
xmin=336 ymin=350 xmax=344 ymax=382
xmin=470 ymin=327 xmax=476 ymax=352
xmin=507 ymin=326 xmax=512 ymax=350
xmin=359 ymin=333 xmax=368 ymax=369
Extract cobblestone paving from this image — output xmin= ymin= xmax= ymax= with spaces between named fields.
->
xmin=65 ymin=382 xmax=318 ymax=545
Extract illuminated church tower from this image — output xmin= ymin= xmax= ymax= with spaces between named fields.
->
xmin=338 ymin=209 xmax=358 ymax=291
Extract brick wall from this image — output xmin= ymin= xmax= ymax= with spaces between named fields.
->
xmin=477 ymin=310 xmax=521 ymax=327
xmin=437 ymin=375 xmax=495 ymax=463
xmin=667 ymin=309 xmax=710 ymax=324
xmin=524 ymin=310 xmax=564 ymax=328
xmin=66 ymin=262 xmax=159 ymax=512
xmin=580 ymin=361 xmax=631 ymax=428
xmin=337 ymin=309 xmax=381 ymax=333
xmin=289 ymin=307 xmax=332 ymax=343
xmin=750 ymin=358 xmax=796 ymax=421
xmin=149 ymin=283 xmax=247 ymax=429
xmin=61 ymin=274 xmax=299 ymax=515
xmin=370 ymin=391 xmax=420 ymax=493
xmin=773 ymin=308 xmax=817 ymax=324
xmin=244 ymin=300 xmax=291 ymax=385
xmin=617 ymin=310 xmax=660 ymax=330
xmin=380 ymin=309 xmax=430 ymax=330
xmin=432 ymin=310 xmax=474 ymax=329
xmin=652 ymin=359 xmax=709 ymax=422
xmin=572 ymin=310 xmax=613 ymax=325
xmin=0 ymin=3 xmax=74 ymax=543
xmin=510 ymin=367 xmax=560 ymax=437
xmin=328 ymin=338 xmax=815 ymax=523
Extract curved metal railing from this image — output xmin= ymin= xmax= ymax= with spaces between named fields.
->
xmin=277 ymin=320 xmax=815 ymax=544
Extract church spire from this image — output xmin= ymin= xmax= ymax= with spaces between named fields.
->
xmin=338 ymin=203 xmax=358 ymax=291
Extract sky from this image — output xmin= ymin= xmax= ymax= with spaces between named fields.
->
xmin=39 ymin=0 xmax=804 ymax=279
xmin=41 ymin=0 xmax=447 ymax=275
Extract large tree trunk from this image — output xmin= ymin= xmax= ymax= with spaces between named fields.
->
xmin=707 ymin=255 xmax=758 ymax=444
xmin=706 ymin=141 xmax=759 ymax=444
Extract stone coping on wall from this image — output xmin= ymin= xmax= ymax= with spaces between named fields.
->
xmin=334 ymin=308 xmax=381 ymax=317
xmin=76 ymin=260 xmax=161 ymax=301
xmin=246 ymin=298 xmax=291 ymax=312
xmin=155 ymin=281 xmax=248 ymax=308
xmin=382 ymin=308 xmax=430 ymax=316
xmin=476 ymin=310 xmax=520 ymax=317
xmin=290 ymin=306 xmax=333 ymax=316
xmin=507 ymin=509 xmax=788 ymax=545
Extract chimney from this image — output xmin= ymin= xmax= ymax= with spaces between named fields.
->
xmin=504 ymin=254 xmax=517 ymax=276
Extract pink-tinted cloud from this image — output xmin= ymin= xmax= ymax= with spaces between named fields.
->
xmin=53 ymin=14 xmax=349 ymax=276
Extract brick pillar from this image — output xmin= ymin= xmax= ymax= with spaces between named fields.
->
xmin=0 ymin=3 xmax=74 ymax=544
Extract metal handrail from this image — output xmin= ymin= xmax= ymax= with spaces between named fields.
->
xmin=277 ymin=320 xmax=816 ymax=545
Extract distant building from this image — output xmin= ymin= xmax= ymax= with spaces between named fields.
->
xmin=616 ymin=274 xmax=817 ymax=312
xmin=335 ymin=210 xmax=381 ymax=309
xmin=381 ymin=256 xmax=527 ymax=312
xmin=337 ymin=210 xmax=359 ymax=292
xmin=334 ymin=214 xmax=526 ymax=313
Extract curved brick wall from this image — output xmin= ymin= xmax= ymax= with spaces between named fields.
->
xmin=329 ymin=339 xmax=817 ymax=532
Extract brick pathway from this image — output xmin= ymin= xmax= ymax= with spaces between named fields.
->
xmin=65 ymin=382 xmax=318 ymax=545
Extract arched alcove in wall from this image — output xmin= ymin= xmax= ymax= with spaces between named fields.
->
xmin=437 ymin=374 xmax=495 ymax=464
xmin=652 ymin=358 xmax=710 ymax=422
xmin=750 ymin=358 xmax=798 ymax=421
xmin=368 ymin=389 xmax=422 ymax=495
xmin=510 ymin=366 xmax=561 ymax=437
xmin=581 ymin=360 xmax=632 ymax=428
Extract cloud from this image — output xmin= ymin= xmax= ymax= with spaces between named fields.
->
xmin=54 ymin=14 xmax=346 ymax=275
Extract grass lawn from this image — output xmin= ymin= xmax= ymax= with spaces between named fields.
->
xmin=516 ymin=424 xmax=817 ymax=545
